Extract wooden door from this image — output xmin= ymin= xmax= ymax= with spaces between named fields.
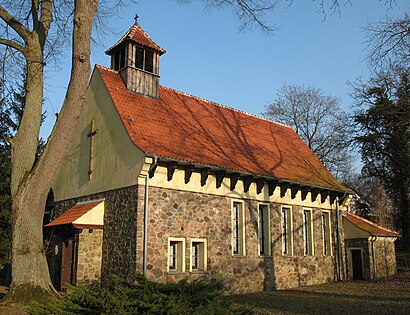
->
xmin=61 ymin=239 xmax=74 ymax=290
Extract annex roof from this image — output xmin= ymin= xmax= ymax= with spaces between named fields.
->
xmin=105 ymin=23 xmax=166 ymax=55
xmin=96 ymin=65 xmax=348 ymax=192
xmin=45 ymin=201 xmax=104 ymax=229
xmin=344 ymin=212 xmax=399 ymax=237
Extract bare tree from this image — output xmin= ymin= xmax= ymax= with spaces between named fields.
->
xmin=264 ymin=84 xmax=353 ymax=179
xmin=365 ymin=13 xmax=410 ymax=69
xmin=0 ymin=0 xmax=98 ymax=301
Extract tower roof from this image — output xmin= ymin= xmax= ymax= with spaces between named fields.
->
xmin=105 ymin=22 xmax=166 ymax=55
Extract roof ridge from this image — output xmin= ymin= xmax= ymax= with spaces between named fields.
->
xmin=161 ymin=85 xmax=293 ymax=130
xmin=96 ymin=64 xmax=118 ymax=73
xmin=347 ymin=211 xmax=399 ymax=234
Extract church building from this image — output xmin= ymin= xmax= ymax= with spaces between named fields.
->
xmin=45 ymin=20 xmax=398 ymax=293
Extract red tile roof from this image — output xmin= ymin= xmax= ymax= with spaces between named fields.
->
xmin=96 ymin=65 xmax=348 ymax=192
xmin=105 ymin=23 xmax=165 ymax=55
xmin=45 ymin=201 xmax=101 ymax=227
xmin=344 ymin=212 xmax=399 ymax=236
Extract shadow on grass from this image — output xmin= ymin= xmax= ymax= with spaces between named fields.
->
xmin=228 ymin=279 xmax=410 ymax=315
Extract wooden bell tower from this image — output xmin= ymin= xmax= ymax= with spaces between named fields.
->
xmin=105 ymin=15 xmax=166 ymax=98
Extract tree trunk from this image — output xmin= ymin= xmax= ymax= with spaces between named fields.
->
xmin=7 ymin=34 xmax=54 ymax=301
xmin=6 ymin=0 xmax=98 ymax=303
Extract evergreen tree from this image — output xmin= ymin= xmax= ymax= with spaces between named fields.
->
xmin=353 ymin=66 xmax=410 ymax=250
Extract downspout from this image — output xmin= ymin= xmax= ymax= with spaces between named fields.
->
xmin=335 ymin=196 xmax=343 ymax=281
xmin=143 ymin=155 xmax=158 ymax=276
xmin=370 ymin=235 xmax=377 ymax=279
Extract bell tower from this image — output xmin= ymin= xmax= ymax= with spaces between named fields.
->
xmin=105 ymin=16 xmax=166 ymax=98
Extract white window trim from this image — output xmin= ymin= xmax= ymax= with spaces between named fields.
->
xmin=190 ymin=238 xmax=207 ymax=272
xmin=231 ymin=200 xmax=246 ymax=256
xmin=303 ymin=208 xmax=314 ymax=256
xmin=167 ymin=237 xmax=186 ymax=273
xmin=257 ymin=203 xmax=271 ymax=256
xmin=322 ymin=210 xmax=333 ymax=256
xmin=281 ymin=206 xmax=293 ymax=256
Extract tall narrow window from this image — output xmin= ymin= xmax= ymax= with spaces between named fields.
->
xmin=303 ymin=209 xmax=314 ymax=255
xmin=258 ymin=204 xmax=271 ymax=256
xmin=119 ymin=47 xmax=126 ymax=69
xmin=114 ymin=51 xmax=120 ymax=70
xmin=322 ymin=212 xmax=332 ymax=255
xmin=135 ymin=47 xmax=155 ymax=73
xmin=145 ymin=50 xmax=154 ymax=73
xmin=135 ymin=47 xmax=144 ymax=69
xmin=168 ymin=238 xmax=185 ymax=272
xmin=232 ymin=201 xmax=245 ymax=256
xmin=190 ymin=239 xmax=207 ymax=272
xmin=282 ymin=207 xmax=292 ymax=255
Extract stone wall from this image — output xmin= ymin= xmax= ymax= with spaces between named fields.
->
xmin=76 ymin=229 xmax=103 ymax=283
xmin=345 ymin=237 xmax=397 ymax=280
xmin=345 ymin=238 xmax=371 ymax=280
xmin=371 ymin=238 xmax=397 ymax=279
xmin=140 ymin=185 xmax=344 ymax=293
xmin=272 ymin=205 xmax=342 ymax=289
xmin=53 ymin=185 xmax=138 ymax=281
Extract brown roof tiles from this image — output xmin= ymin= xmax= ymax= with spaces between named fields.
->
xmin=96 ymin=65 xmax=348 ymax=192
xmin=344 ymin=212 xmax=399 ymax=236
xmin=45 ymin=201 xmax=101 ymax=227
xmin=105 ymin=23 xmax=165 ymax=55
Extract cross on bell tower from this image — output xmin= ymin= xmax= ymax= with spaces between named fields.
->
xmin=105 ymin=17 xmax=166 ymax=98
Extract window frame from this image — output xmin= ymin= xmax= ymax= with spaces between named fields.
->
xmin=303 ymin=208 xmax=314 ymax=256
xmin=232 ymin=200 xmax=246 ymax=256
xmin=135 ymin=46 xmax=155 ymax=74
xmin=321 ymin=211 xmax=332 ymax=256
xmin=258 ymin=203 xmax=271 ymax=256
xmin=167 ymin=237 xmax=186 ymax=273
xmin=281 ymin=206 xmax=293 ymax=256
xmin=190 ymin=238 xmax=207 ymax=272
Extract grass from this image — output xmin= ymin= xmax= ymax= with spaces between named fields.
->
xmin=228 ymin=272 xmax=410 ymax=315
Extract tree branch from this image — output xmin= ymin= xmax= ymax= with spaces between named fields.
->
xmin=0 ymin=37 xmax=25 ymax=53
xmin=0 ymin=5 xmax=30 ymax=41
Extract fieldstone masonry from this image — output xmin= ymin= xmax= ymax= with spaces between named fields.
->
xmin=51 ymin=186 xmax=138 ymax=285
xmin=51 ymin=184 xmax=349 ymax=293
xmin=76 ymin=229 xmax=103 ymax=283
xmin=345 ymin=237 xmax=396 ymax=280
xmin=139 ymin=185 xmax=345 ymax=293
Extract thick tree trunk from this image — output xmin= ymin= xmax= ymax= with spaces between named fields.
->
xmin=6 ymin=0 xmax=98 ymax=303
xmin=7 ymin=34 xmax=54 ymax=301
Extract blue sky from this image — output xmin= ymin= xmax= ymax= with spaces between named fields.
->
xmin=41 ymin=0 xmax=409 ymax=139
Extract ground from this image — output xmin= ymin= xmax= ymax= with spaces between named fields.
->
xmin=228 ymin=272 xmax=410 ymax=315
xmin=1 ymin=273 xmax=409 ymax=314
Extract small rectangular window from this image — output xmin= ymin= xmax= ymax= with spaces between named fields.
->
xmin=168 ymin=238 xmax=185 ymax=272
xmin=258 ymin=204 xmax=271 ymax=256
xmin=282 ymin=207 xmax=292 ymax=255
xmin=135 ymin=47 xmax=144 ymax=70
xmin=144 ymin=50 xmax=154 ymax=73
xmin=190 ymin=239 xmax=207 ymax=272
xmin=322 ymin=211 xmax=332 ymax=255
xmin=303 ymin=209 xmax=314 ymax=255
xmin=119 ymin=47 xmax=126 ymax=69
xmin=114 ymin=51 xmax=120 ymax=70
xmin=232 ymin=201 xmax=245 ymax=256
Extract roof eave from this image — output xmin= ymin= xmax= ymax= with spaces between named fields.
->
xmin=144 ymin=153 xmax=351 ymax=194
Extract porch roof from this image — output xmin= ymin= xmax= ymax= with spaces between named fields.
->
xmin=45 ymin=201 xmax=104 ymax=229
